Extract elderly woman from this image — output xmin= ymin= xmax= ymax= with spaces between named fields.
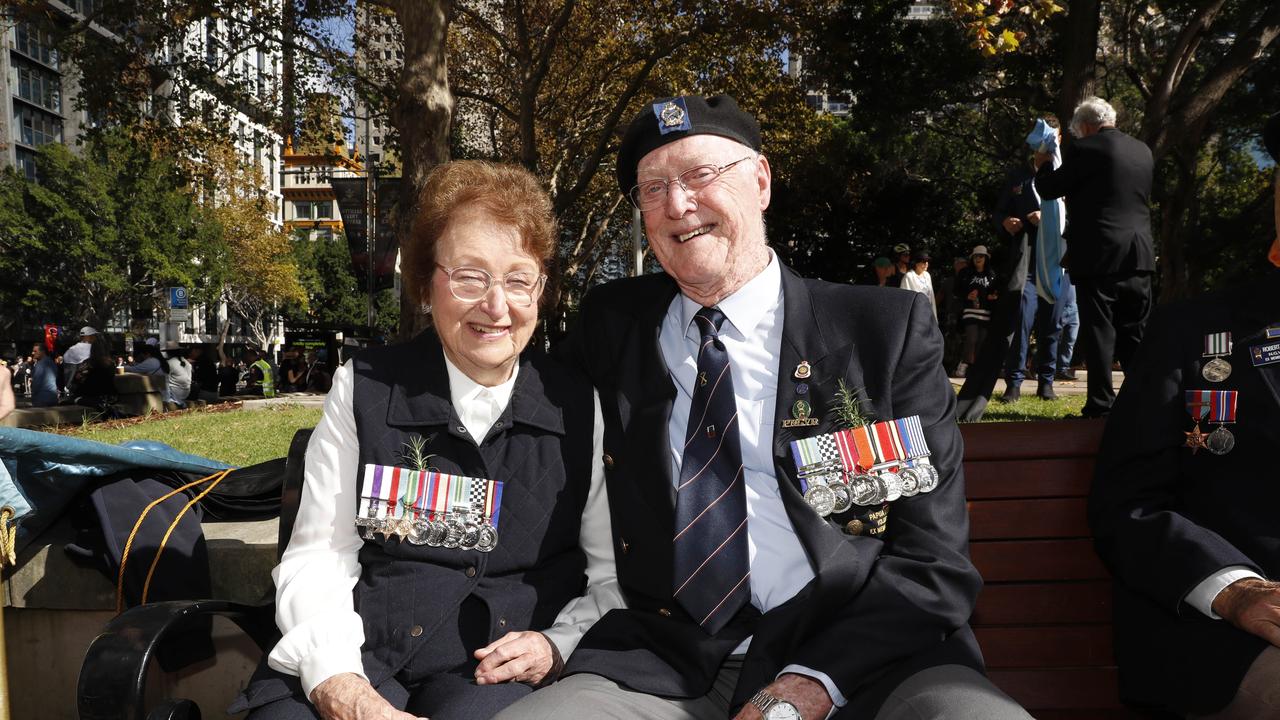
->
xmin=234 ymin=161 xmax=622 ymax=720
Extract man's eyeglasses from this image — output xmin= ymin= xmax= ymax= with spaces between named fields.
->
xmin=628 ymin=156 xmax=755 ymax=210
xmin=436 ymin=265 xmax=547 ymax=307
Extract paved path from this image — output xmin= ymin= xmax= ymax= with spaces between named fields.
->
xmin=949 ymin=369 xmax=1126 ymax=396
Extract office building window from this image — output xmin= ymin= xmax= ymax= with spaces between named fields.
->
xmin=14 ymin=23 xmax=58 ymax=67
xmin=294 ymin=200 xmax=333 ymax=220
xmin=15 ymin=148 xmax=39 ymax=180
xmin=16 ymin=61 xmax=61 ymax=112
xmin=14 ymin=106 xmax=62 ymax=148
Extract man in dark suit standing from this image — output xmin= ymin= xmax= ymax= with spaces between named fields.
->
xmin=496 ymin=96 xmax=1030 ymax=720
xmin=1088 ymin=114 xmax=1280 ymax=718
xmin=1033 ymin=97 xmax=1155 ymax=418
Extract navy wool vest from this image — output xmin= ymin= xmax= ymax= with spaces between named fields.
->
xmin=350 ymin=330 xmax=594 ymax=686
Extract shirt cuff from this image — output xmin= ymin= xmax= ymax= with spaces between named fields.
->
xmin=778 ymin=664 xmax=846 ymax=720
xmin=283 ymin=643 xmax=368 ymax=701
xmin=1185 ymin=566 xmax=1265 ymax=619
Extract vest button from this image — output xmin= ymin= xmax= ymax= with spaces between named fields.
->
xmin=410 ymin=625 xmax=424 ymax=637
xmin=494 ymin=420 xmax=503 ymax=428
xmin=465 ymin=566 xmax=477 ymax=578
xmin=457 ymin=425 xmax=467 ymax=434
xmin=619 ymin=538 xmax=629 ymax=554
xmin=658 ymin=608 xmax=672 ymax=617
xmin=498 ymin=617 xmax=507 ymax=627
xmin=603 ymin=453 xmax=615 ymax=470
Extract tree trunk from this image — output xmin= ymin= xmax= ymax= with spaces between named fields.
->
xmin=394 ymin=0 xmax=454 ymax=341
xmin=1155 ymin=129 xmax=1207 ymax=303
xmin=1055 ymin=0 xmax=1101 ymax=126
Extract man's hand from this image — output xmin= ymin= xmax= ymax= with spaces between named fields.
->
xmin=1212 ymin=577 xmax=1280 ymax=647
xmin=474 ymin=631 xmax=563 ymax=687
xmin=966 ymin=289 xmax=979 ymax=302
xmin=1026 ymin=210 xmax=1042 ymax=227
xmin=733 ymin=673 xmax=833 ymax=720
xmin=1001 ymin=217 xmax=1023 ymax=235
xmin=1033 ymin=150 xmax=1052 ymax=169
xmin=310 ymin=673 xmax=425 ymax=720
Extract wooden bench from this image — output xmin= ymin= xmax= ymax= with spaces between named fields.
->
xmin=75 ymin=421 xmax=1147 ymax=719
xmin=961 ymin=419 xmax=1150 ymax=720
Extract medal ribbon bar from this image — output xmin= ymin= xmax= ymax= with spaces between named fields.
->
xmin=893 ymin=416 xmax=930 ymax=460
xmin=1204 ymin=332 xmax=1232 ymax=357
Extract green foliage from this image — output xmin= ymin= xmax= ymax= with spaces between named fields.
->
xmin=287 ymin=231 xmax=367 ymax=328
xmin=0 ymin=131 xmax=214 ymax=329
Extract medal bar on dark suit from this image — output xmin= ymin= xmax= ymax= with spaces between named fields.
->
xmin=1201 ymin=331 xmax=1233 ymax=382
xmin=1204 ymin=390 xmax=1238 ymax=456
xmin=1184 ymin=391 xmax=1211 ymax=453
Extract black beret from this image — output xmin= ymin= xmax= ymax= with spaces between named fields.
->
xmin=1265 ymin=112 xmax=1280 ymax=163
xmin=616 ymin=94 xmax=762 ymax=197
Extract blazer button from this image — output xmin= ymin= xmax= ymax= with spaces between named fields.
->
xmin=465 ymin=566 xmax=477 ymax=578
xmin=410 ymin=625 xmax=424 ymax=637
xmin=602 ymin=453 xmax=615 ymax=470
xmin=498 ymin=617 xmax=507 ymax=627
xmin=619 ymin=538 xmax=629 ymax=554
xmin=658 ymin=608 xmax=671 ymax=617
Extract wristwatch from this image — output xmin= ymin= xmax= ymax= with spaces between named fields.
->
xmin=749 ymin=689 xmax=802 ymax=720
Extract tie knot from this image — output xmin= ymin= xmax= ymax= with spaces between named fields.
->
xmin=693 ymin=307 xmax=727 ymax=341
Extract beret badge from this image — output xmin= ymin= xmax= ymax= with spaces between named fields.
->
xmin=654 ymin=98 xmax=691 ymax=134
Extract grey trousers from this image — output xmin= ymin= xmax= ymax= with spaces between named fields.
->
xmin=494 ymin=660 xmax=1032 ymax=720
xmin=1190 ymin=646 xmax=1280 ymax=720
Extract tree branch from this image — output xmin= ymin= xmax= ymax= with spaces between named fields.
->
xmin=453 ymin=88 xmax=518 ymax=121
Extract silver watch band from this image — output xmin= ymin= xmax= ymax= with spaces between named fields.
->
xmin=749 ymin=689 xmax=780 ymax=715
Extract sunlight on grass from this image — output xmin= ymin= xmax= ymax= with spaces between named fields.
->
xmin=65 ymin=404 xmax=324 ymax=466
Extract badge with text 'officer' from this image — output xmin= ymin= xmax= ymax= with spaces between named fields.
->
xmin=1185 ymin=390 xmax=1237 ymax=456
xmin=1201 ymin=332 xmax=1233 ymax=382
xmin=356 ymin=464 xmax=503 ymax=552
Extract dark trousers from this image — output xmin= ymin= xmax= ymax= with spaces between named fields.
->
xmin=1075 ymin=272 xmax=1152 ymax=416
xmin=1004 ymin=277 xmax=1062 ymax=385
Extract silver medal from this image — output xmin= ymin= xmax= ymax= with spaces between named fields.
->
xmin=916 ymin=462 xmax=939 ymax=493
xmin=849 ymin=473 xmax=888 ymax=506
xmin=476 ymin=524 xmax=498 ymax=552
xmin=407 ymin=518 xmax=429 ymax=545
xmin=459 ymin=520 xmax=481 ymax=550
xmin=1205 ymin=425 xmax=1235 ymax=455
xmin=426 ymin=518 xmax=447 ymax=546
xmin=898 ymin=467 xmax=921 ymax=497
xmin=829 ymin=481 xmax=853 ymax=514
xmin=1202 ymin=357 xmax=1232 ymax=383
xmin=804 ymin=483 xmax=837 ymax=517
xmin=880 ymin=472 xmax=903 ymax=502
xmin=442 ymin=516 xmax=466 ymax=548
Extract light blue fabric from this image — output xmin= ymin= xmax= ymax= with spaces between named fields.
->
xmin=0 ymin=427 xmax=232 ymax=554
xmin=1026 ymin=119 xmax=1067 ymax=304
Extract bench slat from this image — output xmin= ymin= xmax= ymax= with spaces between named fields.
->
xmin=987 ymin=668 xmax=1126 ymax=710
xmin=965 ymin=458 xmax=1094 ymax=499
xmin=976 ymin=625 xmax=1114 ymax=668
xmin=960 ymin=419 xmax=1107 ymax=461
xmin=971 ymin=539 xmax=1109 ymax=581
xmin=968 ymin=498 xmax=1090 ymax=539
xmin=972 ymin=581 xmax=1113 ymax=625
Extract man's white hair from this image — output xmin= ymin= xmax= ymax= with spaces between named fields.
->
xmin=1070 ymin=97 xmax=1117 ymax=137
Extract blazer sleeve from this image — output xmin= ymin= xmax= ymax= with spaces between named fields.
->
xmin=1087 ymin=307 xmax=1262 ymax=614
xmin=787 ymin=291 xmax=983 ymax=693
xmin=1032 ymin=142 xmax=1087 ymax=201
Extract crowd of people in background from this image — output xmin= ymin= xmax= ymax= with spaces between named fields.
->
xmin=1 ymin=330 xmax=335 ymax=413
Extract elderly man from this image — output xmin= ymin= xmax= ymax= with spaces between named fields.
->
xmin=1032 ymin=97 xmax=1154 ymax=418
xmin=1087 ymin=113 xmax=1280 ymax=718
xmin=498 ymin=95 xmax=1028 ymax=720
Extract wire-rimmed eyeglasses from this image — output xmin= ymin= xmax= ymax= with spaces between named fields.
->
xmin=436 ymin=264 xmax=547 ymax=307
xmin=628 ymin=156 xmax=755 ymax=209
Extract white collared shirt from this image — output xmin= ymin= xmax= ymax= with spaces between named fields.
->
xmin=267 ymin=357 xmax=622 ymax=697
xmin=658 ymin=251 xmax=847 ymax=712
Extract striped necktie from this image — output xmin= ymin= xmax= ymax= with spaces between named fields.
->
xmin=673 ymin=306 xmax=750 ymax=634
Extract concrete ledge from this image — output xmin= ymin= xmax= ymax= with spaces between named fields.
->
xmin=4 ymin=515 xmax=280 ymax=610
xmin=0 ymin=405 xmax=100 ymax=428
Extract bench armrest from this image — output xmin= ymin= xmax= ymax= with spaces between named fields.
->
xmin=78 ymin=600 xmax=279 ymax=720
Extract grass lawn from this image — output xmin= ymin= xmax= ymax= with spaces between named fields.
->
xmin=64 ymin=403 xmax=324 ymax=466
xmin=974 ymin=391 xmax=1086 ymax=422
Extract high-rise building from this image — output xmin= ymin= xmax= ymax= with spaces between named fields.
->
xmin=353 ymin=2 xmax=402 ymax=172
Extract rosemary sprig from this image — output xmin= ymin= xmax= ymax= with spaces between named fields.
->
xmin=832 ymin=379 xmax=871 ymax=429
xmin=398 ymin=433 xmax=438 ymax=472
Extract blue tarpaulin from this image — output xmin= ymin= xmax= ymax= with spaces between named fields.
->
xmin=0 ymin=427 xmax=231 ymax=554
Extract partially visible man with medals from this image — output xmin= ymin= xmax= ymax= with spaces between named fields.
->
xmin=1088 ymin=112 xmax=1280 ymax=718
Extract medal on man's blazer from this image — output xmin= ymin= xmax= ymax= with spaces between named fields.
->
xmin=1201 ymin=332 xmax=1233 ymax=382
xmin=1185 ymin=390 xmax=1237 ymax=456
xmin=782 ymin=399 xmax=820 ymax=428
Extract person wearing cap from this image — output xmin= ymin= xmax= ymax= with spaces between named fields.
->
xmin=502 ymin=95 xmax=1029 ymax=720
xmin=954 ymin=246 xmax=999 ymax=378
xmin=898 ymin=250 xmax=937 ymax=321
xmin=1086 ymin=112 xmax=1280 ymax=719
xmin=891 ymin=243 xmax=911 ymax=281
xmin=63 ymin=327 xmax=98 ymax=366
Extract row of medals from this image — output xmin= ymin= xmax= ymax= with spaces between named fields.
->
xmin=356 ymin=507 xmax=499 ymax=552
xmin=803 ymin=462 xmax=940 ymax=518
xmin=1196 ymin=354 xmax=1236 ymax=455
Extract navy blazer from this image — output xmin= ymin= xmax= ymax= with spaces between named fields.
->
xmin=1089 ymin=270 xmax=1280 ymax=715
xmin=1034 ymin=127 xmax=1155 ymax=281
xmin=558 ymin=263 xmax=984 ymax=717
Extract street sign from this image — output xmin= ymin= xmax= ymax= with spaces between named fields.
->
xmin=169 ymin=287 xmax=189 ymax=322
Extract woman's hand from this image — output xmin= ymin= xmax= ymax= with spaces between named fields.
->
xmin=310 ymin=673 xmax=426 ymax=720
xmin=473 ymin=631 xmax=564 ymax=687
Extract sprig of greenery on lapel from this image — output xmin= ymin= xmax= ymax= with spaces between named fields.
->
xmin=398 ymin=433 xmax=439 ymax=472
